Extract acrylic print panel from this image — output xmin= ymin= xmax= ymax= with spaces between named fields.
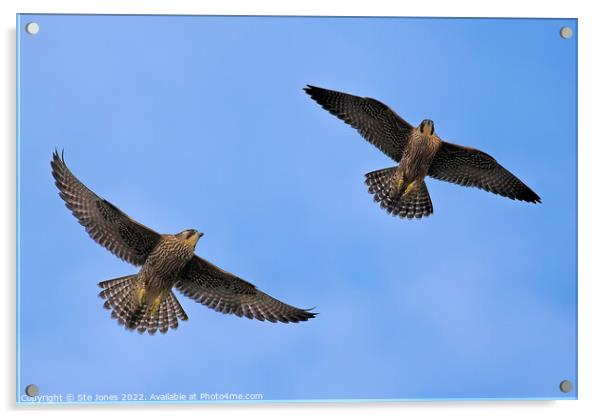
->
xmin=16 ymin=14 xmax=577 ymax=403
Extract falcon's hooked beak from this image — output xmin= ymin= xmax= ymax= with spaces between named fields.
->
xmin=184 ymin=230 xmax=204 ymax=247
xmin=419 ymin=119 xmax=435 ymax=136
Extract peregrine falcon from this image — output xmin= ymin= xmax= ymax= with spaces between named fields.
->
xmin=51 ymin=151 xmax=316 ymax=334
xmin=304 ymin=85 xmax=541 ymax=219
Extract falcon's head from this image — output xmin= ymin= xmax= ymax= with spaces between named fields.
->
xmin=419 ymin=119 xmax=435 ymax=136
xmin=177 ymin=229 xmax=204 ymax=248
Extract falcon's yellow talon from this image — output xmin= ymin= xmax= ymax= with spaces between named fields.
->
xmin=138 ymin=288 xmax=146 ymax=305
xmin=403 ymin=181 xmax=416 ymax=197
xmin=150 ymin=297 xmax=161 ymax=315
xmin=397 ymin=175 xmax=405 ymax=190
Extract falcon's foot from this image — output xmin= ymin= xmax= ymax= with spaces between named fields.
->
xmin=403 ymin=181 xmax=416 ymax=197
xmin=397 ymin=177 xmax=405 ymax=190
xmin=150 ymin=296 xmax=162 ymax=316
xmin=137 ymin=288 xmax=146 ymax=306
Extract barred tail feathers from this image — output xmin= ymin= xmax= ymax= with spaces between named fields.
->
xmin=98 ymin=275 xmax=188 ymax=335
xmin=365 ymin=167 xmax=434 ymax=219
xmin=144 ymin=291 xmax=189 ymax=335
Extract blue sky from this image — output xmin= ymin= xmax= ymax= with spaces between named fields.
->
xmin=17 ymin=15 xmax=577 ymax=402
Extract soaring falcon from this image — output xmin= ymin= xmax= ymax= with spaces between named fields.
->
xmin=304 ymin=85 xmax=541 ymax=219
xmin=51 ymin=151 xmax=315 ymax=334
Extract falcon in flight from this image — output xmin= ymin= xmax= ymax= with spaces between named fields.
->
xmin=51 ymin=151 xmax=316 ymax=334
xmin=304 ymin=85 xmax=541 ymax=219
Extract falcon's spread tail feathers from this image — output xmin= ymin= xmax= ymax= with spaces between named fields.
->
xmin=365 ymin=167 xmax=434 ymax=219
xmin=98 ymin=275 xmax=188 ymax=335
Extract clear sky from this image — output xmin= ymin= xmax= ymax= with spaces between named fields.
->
xmin=17 ymin=15 xmax=577 ymax=402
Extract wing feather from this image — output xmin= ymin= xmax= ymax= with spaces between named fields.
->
xmin=175 ymin=256 xmax=316 ymax=323
xmin=304 ymin=85 xmax=412 ymax=161
xmin=428 ymin=142 xmax=541 ymax=203
xmin=51 ymin=150 xmax=162 ymax=265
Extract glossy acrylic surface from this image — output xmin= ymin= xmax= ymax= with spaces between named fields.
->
xmin=17 ymin=14 xmax=577 ymax=403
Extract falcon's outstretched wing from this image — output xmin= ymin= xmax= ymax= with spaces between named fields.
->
xmin=304 ymin=85 xmax=413 ymax=161
xmin=51 ymin=150 xmax=162 ymax=265
xmin=176 ymin=256 xmax=316 ymax=323
xmin=428 ymin=141 xmax=541 ymax=203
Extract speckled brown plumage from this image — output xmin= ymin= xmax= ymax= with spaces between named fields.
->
xmin=51 ymin=151 xmax=316 ymax=334
xmin=305 ymin=85 xmax=541 ymax=220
